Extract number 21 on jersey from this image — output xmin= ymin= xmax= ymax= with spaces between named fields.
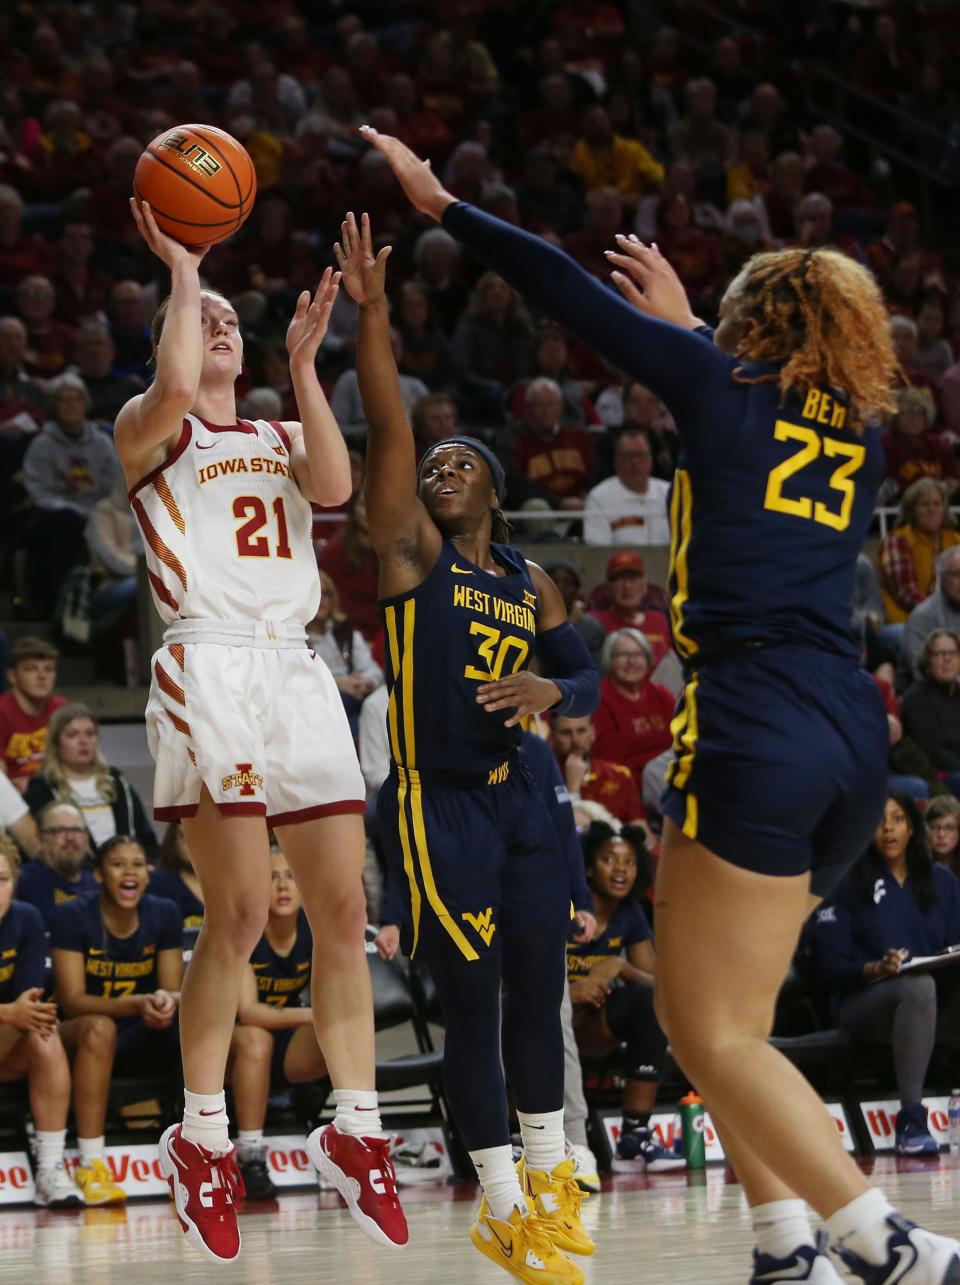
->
xmin=764 ymin=420 xmax=866 ymax=532
xmin=233 ymin=495 xmax=292 ymax=559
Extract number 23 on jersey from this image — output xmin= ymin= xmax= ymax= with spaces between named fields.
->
xmin=764 ymin=420 xmax=866 ymax=532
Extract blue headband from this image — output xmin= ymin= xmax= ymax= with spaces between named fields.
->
xmin=417 ymin=436 xmax=507 ymax=503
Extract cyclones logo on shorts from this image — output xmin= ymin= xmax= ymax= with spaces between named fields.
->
xmin=221 ymin=763 xmax=264 ymax=797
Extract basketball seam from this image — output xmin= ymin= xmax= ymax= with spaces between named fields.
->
xmin=189 ymin=126 xmax=253 ymax=207
xmin=143 ymin=147 xmax=245 ymax=214
xmin=132 ymin=180 xmax=240 ymax=229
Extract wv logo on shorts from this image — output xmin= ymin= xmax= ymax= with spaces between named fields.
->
xmin=221 ymin=763 xmax=264 ymax=796
xmin=462 ymin=907 xmax=496 ymax=947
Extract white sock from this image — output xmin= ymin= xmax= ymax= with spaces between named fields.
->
xmin=517 ymin=1109 xmax=566 ymax=1173
xmin=826 ymin=1188 xmax=895 ymax=1266
xmin=752 ymin=1199 xmax=816 ymax=1259
xmin=182 ymin=1088 xmax=230 ymax=1152
xmin=78 ymin=1136 xmax=105 ymax=1167
xmin=471 ymin=1144 xmax=527 ymax=1222
xmin=35 ymin=1129 xmax=67 ymax=1170
xmin=236 ymin=1130 xmax=264 ymax=1159
xmin=332 ymin=1088 xmax=382 ymax=1137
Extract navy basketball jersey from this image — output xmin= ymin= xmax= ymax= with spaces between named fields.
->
xmin=49 ymin=891 xmax=182 ymax=1000
xmin=669 ymin=373 xmax=884 ymax=663
xmin=249 ymin=908 xmax=312 ymax=1008
xmin=380 ymin=540 xmax=540 ymax=782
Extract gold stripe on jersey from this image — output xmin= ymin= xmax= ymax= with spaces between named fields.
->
xmin=667 ymin=675 xmax=700 ymax=790
xmin=132 ymin=496 xmax=188 ymax=592
xmin=169 ymin=643 xmax=185 ymax=671
xmin=683 ymin=792 xmax=699 ymax=840
xmin=407 ymin=768 xmax=479 ymax=963
xmin=154 ymin=473 xmax=185 ymax=535
xmin=166 ymin=708 xmax=192 ymax=738
xmin=668 ymin=469 xmax=697 ymax=658
xmin=385 ymin=602 xmax=423 ymax=953
xmin=401 ymin=599 xmax=416 ymax=768
xmin=384 ymin=606 xmax=403 ymax=764
xmin=396 ymin=768 xmax=422 ymax=956
xmin=154 ymin=660 xmax=186 ymax=706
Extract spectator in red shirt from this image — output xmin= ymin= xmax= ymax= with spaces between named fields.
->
xmin=20 ymin=99 xmax=96 ymax=203
xmin=518 ymin=73 xmax=581 ymax=151
xmin=804 ymin=124 xmax=875 ymax=212
xmin=509 ymin=377 xmax=594 ymax=509
xmin=452 ymin=272 xmax=534 ymax=425
xmin=655 ymin=193 xmax=726 ymax=313
xmin=317 ymin=495 xmax=381 ymax=643
xmin=882 ymin=387 xmax=958 ymax=501
xmin=0 ymin=186 xmax=50 ymax=286
xmin=0 ymin=638 xmax=67 ymax=793
xmin=589 ymin=551 xmax=671 ymax=668
xmin=852 ymin=13 xmax=919 ymax=102
xmin=50 ymin=223 xmax=112 ymax=328
xmin=889 ymin=316 xmax=940 ymax=396
xmin=793 ymin=192 xmax=860 ymax=259
xmin=516 ymin=147 xmax=585 ymax=241
xmin=592 ymin=629 xmax=676 ymax=786
xmin=17 ymin=275 xmax=74 ymax=379
xmin=865 ymin=203 xmax=943 ymax=297
xmin=383 ymin=73 xmax=454 ymax=167
xmin=552 ymin=713 xmax=646 ymax=825
xmin=763 ymin=150 xmax=806 ymax=241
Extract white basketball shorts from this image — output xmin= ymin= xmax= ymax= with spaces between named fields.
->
xmin=145 ymin=619 xmax=365 ymax=826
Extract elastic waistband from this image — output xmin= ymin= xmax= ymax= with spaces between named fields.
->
xmin=163 ymin=618 xmax=307 ymax=649
xmin=391 ymin=754 xmax=518 ymax=791
xmin=683 ymin=637 xmax=857 ymax=674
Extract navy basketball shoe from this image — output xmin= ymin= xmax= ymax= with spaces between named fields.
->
xmin=835 ymin=1214 xmax=960 ymax=1284
xmin=750 ymin=1231 xmax=843 ymax=1283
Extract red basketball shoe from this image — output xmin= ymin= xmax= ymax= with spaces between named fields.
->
xmin=158 ymin=1124 xmax=245 ymax=1263
xmin=306 ymin=1124 xmax=408 ymax=1248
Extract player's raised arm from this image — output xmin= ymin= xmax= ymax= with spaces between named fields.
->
xmin=114 ymin=200 xmax=207 ymax=478
xmin=359 ymin=127 xmax=728 ymax=420
xmin=283 ymin=268 xmax=354 ymax=506
xmin=336 ymin=212 xmax=438 ymax=561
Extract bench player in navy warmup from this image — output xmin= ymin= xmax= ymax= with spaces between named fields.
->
xmin=365 ymin=126 xmax=960 ymax=1285
xmin=336 ymin=212 xmax=600 ymax=1285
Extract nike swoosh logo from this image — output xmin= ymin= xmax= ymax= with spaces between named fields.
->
xmin=489 ymin=1223 xmax=513 ymax=1258
xmin=753 ymin=1260 xmax=811 ymax=1282
xmin=527 ymin=1124 xmax=545 ymax=1130
xmin=195 ymin=441 xmax=218 ymax=450
xmin=451 ymin=564 xmax=474 ymax=575
xmin=886 ymin=1243 xmax=918 ymax=1283
xmin=198 ymin=1108 xmax=225 ymax=1117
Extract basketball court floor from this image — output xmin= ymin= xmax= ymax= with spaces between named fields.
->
xmin=1 ymin=1158 xmax=957 ymax=1284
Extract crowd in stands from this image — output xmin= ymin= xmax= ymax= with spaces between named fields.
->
xmin=4 ymin=0 xmax=960 ymax=1194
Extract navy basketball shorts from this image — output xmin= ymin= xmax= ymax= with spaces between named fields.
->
xmin=376 ymin=758 xmax=572 ymax=964
xmin=113 ymin=1015 xmax=181 ymax=1077
xmin=270 ymin=1027 xmax=296 ymax=1087
xmin=660 ymin=645 xmax=889 ymax=898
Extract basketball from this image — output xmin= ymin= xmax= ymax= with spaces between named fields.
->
xmin=133 ymin=124 xmax=257 ymax=249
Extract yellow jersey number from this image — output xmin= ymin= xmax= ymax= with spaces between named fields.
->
xmin=763 ymin=421 xmax=866 ymax=532
xmin=463 ymin=622 xmax=530 ymax=682
xmin=102 ymin=979 xmax=137 ymax=999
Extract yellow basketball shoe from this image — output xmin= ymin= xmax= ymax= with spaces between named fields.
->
xmin=518 ymin=1157 xmax=595 ymax=1257
xmin=75 ymin=1158 xmax=127 ymax=1206
xmin=470 ymin=1201 xmax=585 ymax=1285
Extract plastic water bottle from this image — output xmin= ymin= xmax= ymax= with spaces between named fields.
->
xmin=679 ymin=1092 xmax=706 ymax=1169
xmin=949 ymin=1089 xmax=960 ymax=1157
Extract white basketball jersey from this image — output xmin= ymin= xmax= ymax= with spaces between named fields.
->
xmin=131 ymin=413 xmax=320 ymax=625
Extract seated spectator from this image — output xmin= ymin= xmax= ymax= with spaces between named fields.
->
xmin=413 ymin=227 xmax=469 ymax=336
xmin=0 ymin=185 xmax=51 ymax=285
xmin=85 ymin=474 xmax=141 ymax=684
xmin=592 ymin=629 xmax=675 ymax=786
xmin=634 ymin=160 xmax=725 ymax=245
xmin=882 ymin=388 xmax=958 ymax=502
xmin=229 ymin=849 xmax=327 ymax=1199
xmin=393 ymin=281 xmax=459 ymax=393
xmin=594 ymin=381 xmax=678 ymax=482
xmin=240 ymin=196 xmax=317 ymax=302
xmin=721 ymin=200 xmax=774 ymax=275
xmin=515 ymin=147 xmax=585 ymax=240
xmin=813 ymin=793 xmax=960 ymax=1157
xmin=726 ymin=131 xmax=771 ymax=206
xmin=17 ymin=275 xmax=74 ymax=378
xmin=570 ymin=105 xmax=664 ymax=208
xmin=584 ymin=427 xmax=670 ymax=547
xmin=852 ymin=13 xmax=919 ymax=102
xmin=763 ymin=151 xmax=807 ymax=242
xmin=879 ymin=480 xmax=960 ymax=623
xmin=226 ymin=58 xmax=306 ymax=133
xmin=518 ymin=73 xmax=583 ymax=152
xmin=939 ymin=355 xmax=960 ymax=439
xmin=107 ymin=281 xmax=152 ymax=382
xmin=567 ymin=822 xmax=679 ymax=1170
xmin=804 ymin=124 xmax=874 ymax=213
xmin=866 ymin=202 xmax=940 ymax=298
xmin=901 ymin=631 xmax=960 ymax=797
xmin=317 ymin=496 xmax=380 ymax=643
xmin=0 ymin=637 xmax=66 ymax=792
xmin=148 ymin=824 xmax=204 ymax=930
xmin=26 ymin=704 xmax=157 ymax=859
xmin=901 ymin=549 xmax=960 ymax=687
xmin=51 ymin=835 xmax=182 ymax=1204
xmin=0 ymin=837 xmax=77 ymax=1207
xmin=452 ymin=272 xmax=534 ymax=425
xmin=444 ymin=140 xmax=495 ymax=208
xmin=889 ymin=316 xmax=940 ymax=395
xmin=739 ymin=83 xmax=800 ymax=158
xmin=544 ymin=561 xmax=605 ymax=668
xmin=552 ymin=715 xmax=645 ymax=826
xmin=69 ymin=324 xmax=143 ymax=429
xmin=50 ymin=222 xmax=112 ymax=328
xmin=563 ymin=188 xmax=627 ymax=281
xmin=655 ymin=193 xmax=726 ymax=314
xmin=927 ymin=796 xmax=960 ymax=877
xmin=384 ymin=72 xmax=454 ymax=167
xmin=16 ymin=801 xmax=95 ymax=925
xmin=666 ymin=78 xmax=732 ymax=193
xmin=588 ymin=553 xmax=671 ymax=665
xmin=411 ymin=392 xmax=459 ymax=461
xmin=0 ymin=771 xmax=37 ymax=858
xmin=509 ymin=329 xmax=596 ymax=429
xmin=307 ymin=572 xmax=383 ymax=739
xmin=793 ymin=192 xmax=859 ymax=258
xmin=22 ymin=373 xmax=118 ymax=617
xmin=913 ymin=298 xmax=954 ymax=379
xmin=330 ymin=338 xmax=429 ymax=437
xmin=509 ymin=377 xmax=594 ymax=510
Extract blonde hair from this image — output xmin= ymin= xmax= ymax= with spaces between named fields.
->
xmin=896 ymin=477 xmax=955 ymax=532
xmin=0 ymin=834 xmax=20 ymax=882
xmin=42 ymin=703 xmax=116 ymax=803
xmin=317 ymin=571 xmax=346 ymax=624
xmin=725 ymin=248 xmax=900 ymax=428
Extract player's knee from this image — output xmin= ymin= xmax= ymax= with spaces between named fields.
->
xmin=231 ymin=1025 xmax=272 ymax=1063
xmin=312 ymin=888 xmax=367 ymax=953
xmin=206 ymin=893 xmax=270 ymax=955
xmin=78 ymin=1015 xmax=118 ymax=1056
xmin=24 ymin=1030 xmax=65 ymax=1065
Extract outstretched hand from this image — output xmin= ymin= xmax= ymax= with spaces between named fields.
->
xmin=129 ymin=198 xmax=208 ymax=272
xmin=286 ymin=267 xmax=341 ymax=366
xmin=605 ymin=236 xmax=703 ymax=330
xmin=334 ymin=212 xmax=391 ymax=307
xmin=358 ymin=125 xmax=455 ymax=222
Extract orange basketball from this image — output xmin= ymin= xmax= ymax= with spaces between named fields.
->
xmin=133 ymin=124 xmax=257 ymax=249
